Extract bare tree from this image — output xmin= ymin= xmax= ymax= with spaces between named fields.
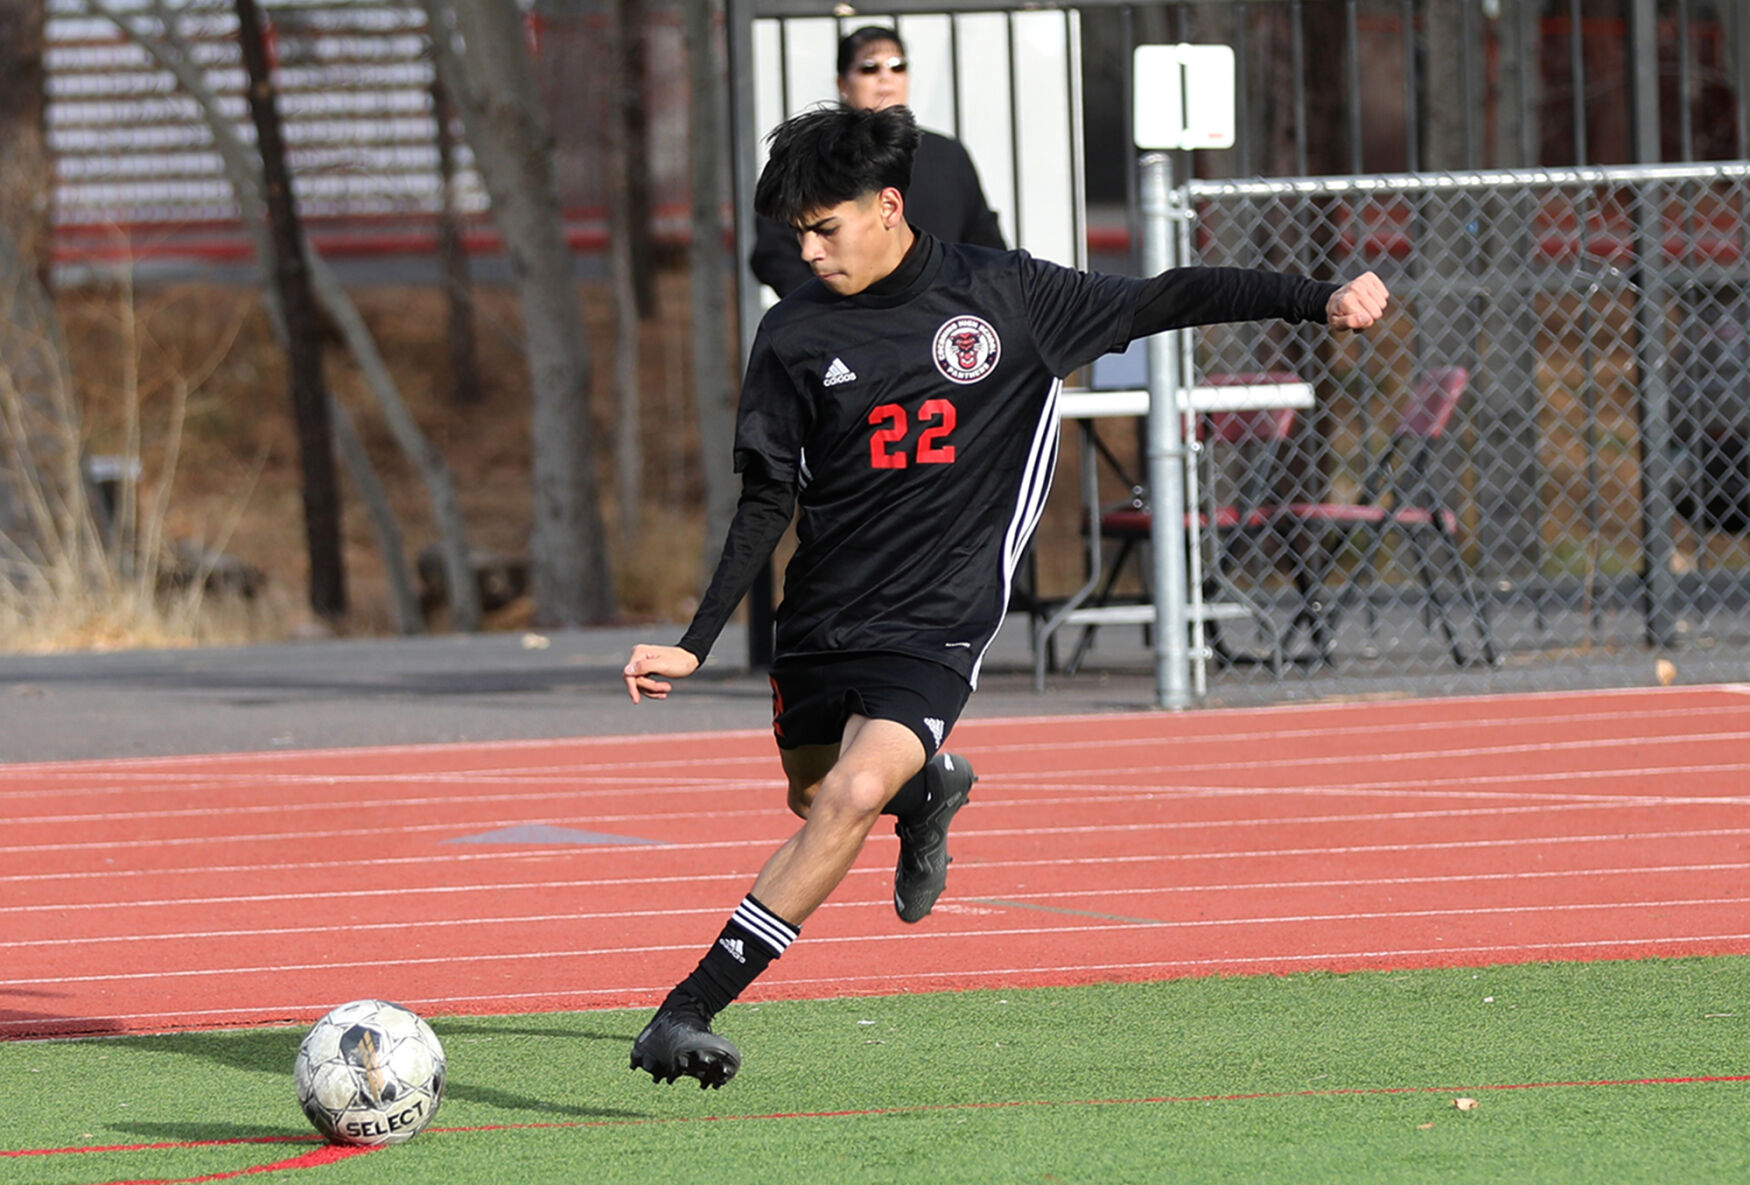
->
xmin=605 ymin=0 xmax=642 ymax=547
xmin=431 ymin=70 xmax=483 ymax=409
xmin=618 ymin=0 xmax=656 ymax=319
xmin=235 ymin=0 xmax=346 ymax=623
xmin=0 ymin=0 xmax=49 ymax=283
xmin=686 ymin=0 xmax=735 ymax=580
xmin=88 ymin=0 xmax=483 ymax=634
xmin=425 ymin=0 xmax=614 ymax=626
xmin=0 ymin=0 xmax=91 ymax=575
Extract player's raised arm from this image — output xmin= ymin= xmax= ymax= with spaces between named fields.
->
xmin=623 ymin=643 xmax=700 ymax=704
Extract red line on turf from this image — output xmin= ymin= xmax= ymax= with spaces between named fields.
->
xmin=1 ymin=1136 xmax=317 ymax=1158
xmin=85 ymin=1142 xmax=374 ymax=1184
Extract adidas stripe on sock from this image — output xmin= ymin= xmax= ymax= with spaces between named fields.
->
xmin=666 ymin=894 xmax=800 ymax=1020
xmin=730 ymin=896 xmax=799 ymax=957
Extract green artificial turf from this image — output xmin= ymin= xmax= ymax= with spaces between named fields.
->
xmin=2 ymin=957 xmax=1746 ymax=1184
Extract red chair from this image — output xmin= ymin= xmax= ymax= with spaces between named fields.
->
xmin=1071 ymin=378 xmax=1303 ymax=675
xmin=1272 ymin=367 xmax=1497 ymax=667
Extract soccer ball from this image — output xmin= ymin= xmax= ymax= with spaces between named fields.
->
xmin=293 ymin=999 xmax=446 ymax=1146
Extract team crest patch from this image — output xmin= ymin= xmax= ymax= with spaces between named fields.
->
xmin=932 ymin=315 xmax=1000 ymax=384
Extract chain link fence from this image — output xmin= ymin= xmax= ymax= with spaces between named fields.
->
xmin=1072 ymin=162 xmax=1750 ymax=696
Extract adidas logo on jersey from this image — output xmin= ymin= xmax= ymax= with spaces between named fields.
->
xmin=718 ymin=937 xmax=745 ymax=963
xmin=823 ymin=357 xmax=857 ymax=386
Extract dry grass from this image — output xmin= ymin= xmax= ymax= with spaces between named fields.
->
xmin=0 ymin=576 xmax=295 ymax=653
xmin=14 ymin=266 xmax=720 ymax=653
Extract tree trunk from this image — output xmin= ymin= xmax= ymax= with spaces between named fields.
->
xmin=686 ymin=0 xmax=735 ymax=581
xmin=0 ymin=0 xmax=89 ymax=577
xmin=607 ymin=0 xmax=642 ymax=548
xmin=234 ymin=0 xmax=347 ymax=624
xmin=0 ymin=0 xmax=49 ymax=285
xmin=89 ymin=0 xmax=467 ymax=633
xmin=427 ymin=0 xmax=613 ymax=625
xmin=431 ymin=71 xmax=483 ymax=408
xmin=620 ymin=0 xmax=656 ymax=320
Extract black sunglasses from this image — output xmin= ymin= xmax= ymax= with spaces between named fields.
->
xmin=854 ymin=55 xmax=908 ymax=76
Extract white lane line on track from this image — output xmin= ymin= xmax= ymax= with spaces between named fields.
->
xmin=4 ymin=753 xmax=1744 ymax=828
xmin=6 ymin=858 xmax=1748 ymax=911
xmin=7 ymin=894 xmax=1748 ymax=951
xmin=18 ymin=779 xmax=1750 ymax=830
xmin=1 ymin=701 xmax=1744 ymax=801
xmin=3 ymin=800 xmax=1745 ymax=857
xmin=8 ymin=909 xmax=1750 ymax=988
xmin=8 ymin=759 xmax=1750 ymax=828
xmin=12 ymin=854 xmax=1750 ymax=914
xmin=0 ymin=771 xmax=775 ymax=804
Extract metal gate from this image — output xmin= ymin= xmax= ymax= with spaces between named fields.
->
xmin=1082 ymin=161 xmax=1750 ymax=696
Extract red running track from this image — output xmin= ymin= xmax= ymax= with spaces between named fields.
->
xmin=3 ymin=685 xmax=1748 ymax=1039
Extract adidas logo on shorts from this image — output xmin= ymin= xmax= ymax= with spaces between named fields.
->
xmin=823 ymin=357 xmax=857 ymax=386
xmin=924 ymin=717 xmax=945 ymax=747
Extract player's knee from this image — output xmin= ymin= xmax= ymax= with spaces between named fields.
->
xmin=812 ymin=768 xmax=888 ymax=828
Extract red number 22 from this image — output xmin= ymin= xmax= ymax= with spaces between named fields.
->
xmin=868 ymin=399 xmax=957 ymax=469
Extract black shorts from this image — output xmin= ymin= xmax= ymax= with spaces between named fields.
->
xmin=769 ymin=652 xmax=972 ymax=759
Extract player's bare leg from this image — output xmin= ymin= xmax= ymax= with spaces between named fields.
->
xmin=631 ymin=718 xmax=924 ymax=1087
xmin=778 ymin=732 xmax=975 ymax=921
xmin=751 ymin=717 xmax=924 ymax=923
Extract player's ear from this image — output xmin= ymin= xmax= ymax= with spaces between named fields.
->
xmin=879 ymin=186 xmax=906 ymax=228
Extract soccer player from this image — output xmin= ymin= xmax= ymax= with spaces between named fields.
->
xmin=623 ymin=103 xmax=1389 ymax=1088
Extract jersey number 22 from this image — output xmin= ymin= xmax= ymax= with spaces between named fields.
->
xmin=868 ymin=399 xmax=957 ymax=469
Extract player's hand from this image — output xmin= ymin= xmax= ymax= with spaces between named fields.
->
xmin=623 ymin=644 xmax=700 ymax=704
xmin=1326 ymin=271 xmax=1390 ymax=330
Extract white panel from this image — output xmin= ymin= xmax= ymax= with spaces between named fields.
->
xmin=752 ymin=19 xmax=785 ymax=168
xmin=952 ymin=12 xmax=1016 ymax=249
xmin=895 ymin=14 xmax=956 ymax=138
xmin=1010 ymin=10 xmax=1076 ymax=266
xmin=782 ymin=18 xmax=841 ymax=118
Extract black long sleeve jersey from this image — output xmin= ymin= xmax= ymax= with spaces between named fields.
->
xmin=680 ymin=230 xmax=1338 ymax=686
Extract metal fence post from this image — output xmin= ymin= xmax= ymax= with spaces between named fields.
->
xmin=1632 ymin=178 xmax=1681 ymax=648
xmin=1140 ymin=152 xmax=1193 ymax=710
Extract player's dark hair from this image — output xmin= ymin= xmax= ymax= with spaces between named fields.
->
xmin=836 ymin=24 xmax=906 ymax=78
xmin=754 ymin=103 xmax=920 ymax=228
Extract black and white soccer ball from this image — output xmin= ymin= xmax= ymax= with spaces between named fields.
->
xmin=294 ymin=999 xmax=446 ymax=1146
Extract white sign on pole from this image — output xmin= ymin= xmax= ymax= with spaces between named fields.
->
xmin=1133 ymin=44 xmax=1235 ymax=151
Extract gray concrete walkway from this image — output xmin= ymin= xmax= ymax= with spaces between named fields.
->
xmin=0 ymin=611 xmax=1721 ymax=763
xmin=0 ymin=620 xmax=1144 ymax=763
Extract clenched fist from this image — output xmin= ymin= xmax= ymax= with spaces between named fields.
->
xmin=1326 ymin=271 xmax=1390 ymax=330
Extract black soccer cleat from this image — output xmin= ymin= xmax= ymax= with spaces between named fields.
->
xmin=629 ymin=1008 xmax=741 ymax=1089
xmin=893 ymin=752 xmax=976 ymax=924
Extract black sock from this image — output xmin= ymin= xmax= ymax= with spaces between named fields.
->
xmin=882 ymin=757 xmax=935 ymax=819
xmin=664 ymin=894 xmax=800 ymax=1021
